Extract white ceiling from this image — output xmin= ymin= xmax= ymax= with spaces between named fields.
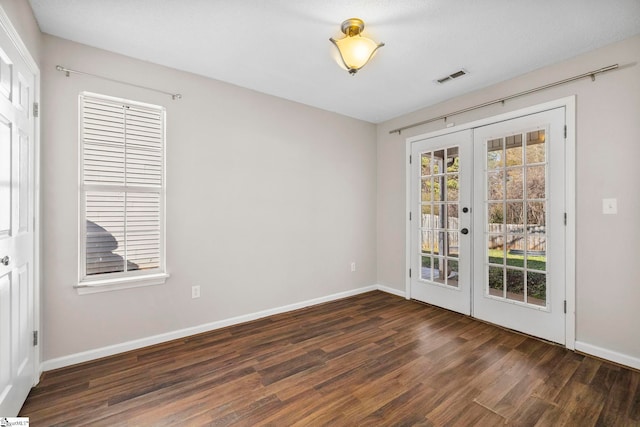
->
xmin=28 ymin=0 xmax=640 ymax=123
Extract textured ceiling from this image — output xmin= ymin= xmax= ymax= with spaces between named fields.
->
xmin=29 ymin=0 xmax=640 ymax=123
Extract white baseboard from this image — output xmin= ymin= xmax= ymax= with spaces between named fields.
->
xmin=44 ymin=285 xmax=636 ymax=373
xmin=43 ymin=284 xmax=403 ymax=371
xmin=376 ymin=284 xmax=406 ymax=298
xmin=575 ymin=341 xmax=640 ymax=371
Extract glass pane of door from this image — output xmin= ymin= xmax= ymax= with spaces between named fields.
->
xmin=420 ymin=147 xmax=460 ymax=288
xmin=484 ymin=130 xmax=547 ymax=307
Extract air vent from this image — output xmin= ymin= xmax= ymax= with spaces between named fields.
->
xmin=436 ymin=69 xmax=467 ymax=84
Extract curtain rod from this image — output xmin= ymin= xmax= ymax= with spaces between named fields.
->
xmin=389 ymin=64 xmax=619 ymax=135
xmin=55 ymin=65 xmax=182 ymax=100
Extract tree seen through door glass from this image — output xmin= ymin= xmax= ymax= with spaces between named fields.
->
xmin=419 ymin=147 xmax=460 ymax=288
xmin=485 ymin=130 xmax=548 ymax=307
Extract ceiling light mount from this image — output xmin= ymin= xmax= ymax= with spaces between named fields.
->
xmin=341 ymin=18 xmax=365 ymax=37
xmin=330 ymin=18 xmax=384 ymax=75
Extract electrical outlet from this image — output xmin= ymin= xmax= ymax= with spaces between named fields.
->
xmin=191 ymin=285 xmax=200 ymax=299
xmin=351 ymin=262 xmax=356 ymax=272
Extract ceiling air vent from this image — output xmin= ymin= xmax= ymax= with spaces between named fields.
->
xmin=436 ymin=69 xmax=467 ymax=84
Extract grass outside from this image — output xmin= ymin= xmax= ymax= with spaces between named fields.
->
xmin=488 ymin=249 xmax=546 ymax=300
xmin=420 ymin=250 xmax=547 ymax=300
xmin=488 ymin=249 xmax=546 ymax=270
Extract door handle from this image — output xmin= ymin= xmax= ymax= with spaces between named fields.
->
xmin=1 ymin=256 xmax=9 ymax=266
xmin=461 ymin=228 xmax=469 ymax=235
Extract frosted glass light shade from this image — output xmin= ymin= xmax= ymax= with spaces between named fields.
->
xmin=331 ymin=36 xmax=383 ymax=74
xmin=330 ymin=18 xmax=384 ymax=75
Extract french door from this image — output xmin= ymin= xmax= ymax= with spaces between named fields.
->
xmin=472 ymin=109 xmax=565 ymax=343
xmin=410 ymin=130 xmax=473 ymax=315
xmin=410 ymin=108 xmax=566 ymax=344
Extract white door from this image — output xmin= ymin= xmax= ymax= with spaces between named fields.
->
xmin=410 ymin=108 xmax=566 ymax=344
xmin=410 ymin=130 xmax=472 ymax=315
xmin=473 ymin=108 xmax=565 ymax=344
xmin=0 ymin=22 xmax=37 ymax=415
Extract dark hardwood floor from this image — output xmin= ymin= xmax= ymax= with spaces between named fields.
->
xmin=20 ymin=291 xmax=640 ymax=426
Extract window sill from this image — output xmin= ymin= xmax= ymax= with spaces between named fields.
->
xmin=75 ymin=273 xmax=170 ymax=295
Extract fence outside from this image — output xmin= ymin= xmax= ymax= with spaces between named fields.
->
xmin=421 ymin=214 xmax=546 ymax=254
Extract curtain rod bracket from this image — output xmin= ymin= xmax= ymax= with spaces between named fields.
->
xmin=56 ymin=65 xmax=69 ymax=76
xmin=55 ymin=65 xmax=182 ymax=100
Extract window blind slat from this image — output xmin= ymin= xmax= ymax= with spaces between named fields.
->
xmin=125 ymin=190 xmax=161 ymax=270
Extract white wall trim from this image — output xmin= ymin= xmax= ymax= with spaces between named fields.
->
xmin=575 ymin=341 xmax=640 ymax=371
xmin=377 ymin=284 xmax=406 ymax=298
xmin=404 ymin=137 xmax=412 ymax=300
xmin=0 ymin=7 xmax=39 ymax=73
xmin=43 ymin=284 xmax=405 ymax=371
xmin=564 ymin=97 xmax=577 ymax=351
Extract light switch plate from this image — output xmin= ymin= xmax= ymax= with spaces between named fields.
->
xmin=191 ymin=285 xmax=201 ymax=298
xmin=602 ymin=198 xmax=617 ymax=215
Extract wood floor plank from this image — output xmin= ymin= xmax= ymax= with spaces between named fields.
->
xmin=19 ymin=291 xmax=640 ymax=426
xmin=531 ymin=350 xmax=584 ymax=401
xmin=357 ymin=382 xmax=435 ymax=425
xmin=509 ymin=396 xmax=554 ymax=427
xmin=269 ymin=388 xmax=359 ymax=426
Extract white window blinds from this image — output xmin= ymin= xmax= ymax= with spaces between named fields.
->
xmin=80 ymin=93 xmax=165 ymax=280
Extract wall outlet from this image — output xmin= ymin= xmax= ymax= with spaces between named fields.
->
xmin=351 ymin=262 xmax=356 ymax=272
xmin=191 ymin=285 xmax=200 ymax=299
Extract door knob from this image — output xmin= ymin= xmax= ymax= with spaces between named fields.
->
xmin=461 ymin=228 xmax=469 ymax=235
xmin=462 ymin=207 xmax=469 ymax=213
xmin=1 ymin=256 xmax=9 ymax=266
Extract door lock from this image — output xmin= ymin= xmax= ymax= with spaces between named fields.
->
xmin=1 ymin=256 xmax=9 ymax=266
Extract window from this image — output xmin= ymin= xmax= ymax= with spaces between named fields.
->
xmin=78 ymin=92 xmax=167 ymax=293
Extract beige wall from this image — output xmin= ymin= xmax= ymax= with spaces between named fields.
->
xmin=377 ymin=35 xmax=640 ymax=361
xmin=41 ymin=34 xmax=377 ymax=361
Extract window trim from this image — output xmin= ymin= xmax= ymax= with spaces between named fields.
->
xmin=77 ymin=92 xmax=168 ymax=293
xmin=75 ymin=272 xmax=170 ymax=295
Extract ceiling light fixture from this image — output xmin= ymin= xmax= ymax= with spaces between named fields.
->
xmin=330 ymin=18 xmax=384 ymax=75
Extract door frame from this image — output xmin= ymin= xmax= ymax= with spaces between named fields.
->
xmin=405 ymin=96 xmax=576 ymax=350
xmin=0 ymin=6 xmax=41 ymax=381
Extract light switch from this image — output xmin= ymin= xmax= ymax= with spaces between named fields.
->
xmin=602 ymin=198 xmax=617 ymax=215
